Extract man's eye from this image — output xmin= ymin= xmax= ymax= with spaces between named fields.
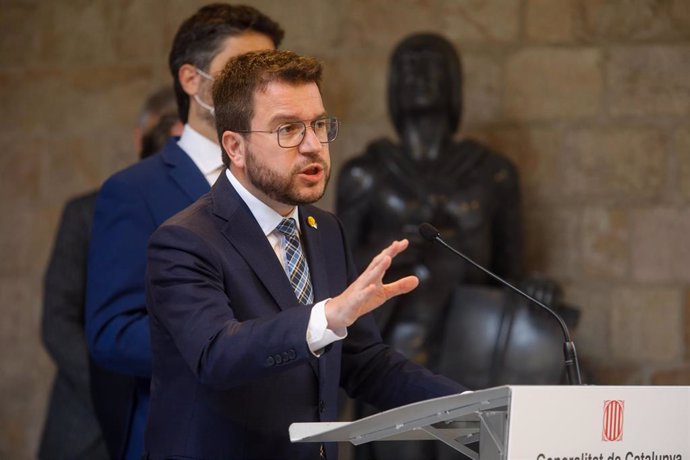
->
xmin=278 ymin=123 xmax=301 ymax=135
xmin=313 ymin=119 xmax=327 ymax=130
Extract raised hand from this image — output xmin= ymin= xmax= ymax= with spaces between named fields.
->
xmin=325 ymin=239 xmax=419 ymax=330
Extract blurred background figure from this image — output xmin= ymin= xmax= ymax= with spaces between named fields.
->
xmin=337 ymin=33 xmax=579 ymax=460
xmin=83 ymin=5 xmax=284 ymax=459
xmin=134 ymin=87 xmax=184 ymax=157
xmin=38 ymin=86 xmax=180 ymax=460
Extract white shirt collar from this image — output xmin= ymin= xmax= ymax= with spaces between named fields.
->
xmin=225 ymin=169 xmax=300 ymax=236
xmin=177 ymin=124 xmax=224 ymax=180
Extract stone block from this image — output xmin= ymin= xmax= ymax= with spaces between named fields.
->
xmin=581 ymin=207 xmax=629 ymax=280
xmin=525 ymin=0 xmax=576 ymax=43
xmin=0 ymin=2 xmax=47 ymax=68
xmin=440 ymin=0 xmax=520 ymax=43
xmin=462 ymin=53 xmax=502 ymax=127
xmin=677 ymin=128 xmax=690 ymax=202
xmin=0 ymin=68 xmax=66 ymax=134
xmin=64 ymin=65 xmax=154 ymax=130
xmin=0 ymin=202 xmax=59 ymax=277
xmin=561 ymin=282 xmax=612 ymax=366
xmin=505 ymin=48 xmax=602 ymax=120
xmin=686 ymin=289 xmax=690 ymax=359
xmin=651 ymin=366 xmax=690 ymax=385
xmin=523 ymin=206 xmax=580 ymax=279
xmin=590 ymin=364 xmax=646 ymax=385
xmin=343 ymin=0 xmax=442 ymax=51
xmin=43 ymin=1 xmax=115 ymax=66
xmin=563 ymin=127 xmax=667 ymax=202
xmin=609 ymin=286 xmax=683 ymax=365
xmin=0 ymin=275 xmax=53 ymax=460
xmin=579 ymin=0 xmax=690 ymax=41
xmin=107 ymin=1 xmax=168 ymax=61
xmin=0 ymin=134 xmax=41 ymax=206
xmin=39 ymin=135 xmax=105 ymax=208
xmin=631 ymin=208 xmax=690 ymax=282
xmin=251 ymin=0 xmax=347 ymax=55
xmin=671 ymin=0 xmax=690 ymax=32
xmin=481 ymin=127 xmax=564 ymax=204
xmin=0 ymin=64 xmax=152 ymax=136
xmin=320 ymin=54 xmax=389 ymax=126
xmin=608 ymin=46 xmax=690 ymax=117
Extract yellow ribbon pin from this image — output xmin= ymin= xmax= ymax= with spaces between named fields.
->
xmin=307 ymin=216 xmax=317 ymax=229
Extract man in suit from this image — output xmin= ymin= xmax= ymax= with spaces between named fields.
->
xmin=38 ymin=86 xmax=180 ymax=460
xmin=144 ymin=49 xmax=465 ymax=460
xmin=85 ymin=5 xmax=284 ymax=459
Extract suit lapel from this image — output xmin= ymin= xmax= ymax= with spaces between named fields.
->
xmin=161 ymin=139 xmax=210 ymax=202
xmin=211 ymin=177 xmax=298 ymax=311
xmin=211 ymin=179 xmax=328 ymax=379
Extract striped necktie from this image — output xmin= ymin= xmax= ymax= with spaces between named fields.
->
xmin=275 ymin=218 xmax=314 ymax=304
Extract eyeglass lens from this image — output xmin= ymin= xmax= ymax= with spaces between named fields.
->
xmin=277 ymin=118 xmax=338 ymax=148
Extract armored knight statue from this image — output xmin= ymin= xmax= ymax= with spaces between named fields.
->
xmin=338 ymin=32 xmax=583 ymax=459
xmin=337 ymin=33 xmax=523 ymax=370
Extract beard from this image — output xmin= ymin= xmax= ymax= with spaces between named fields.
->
xmin=245 ymin=147 xmax=330 ymax=206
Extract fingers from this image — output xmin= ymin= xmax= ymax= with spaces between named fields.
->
xmin=380 ymin=239 xmax=409 ymax=259
xmin=326 ymin=239 xmax=417 ymax=329
xmin=362 ymin=239 xmax=409 ymax=274
xmin=383 ymin=275 xmax=419 ymax=298
xmin=356 ymin=253 xmax=392 ymax=288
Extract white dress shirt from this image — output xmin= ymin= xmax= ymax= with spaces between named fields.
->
xmin=177 ymin=124 xmax=224 ymax=185
xmin=225 ymin=169 xmax=347 ymax=355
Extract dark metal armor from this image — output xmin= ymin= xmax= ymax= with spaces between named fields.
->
xmin=337 ymin=33 xmax=522 ymax=370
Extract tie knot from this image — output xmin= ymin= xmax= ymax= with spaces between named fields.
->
xmin=276 ymin=218 xmax=298 ymax=238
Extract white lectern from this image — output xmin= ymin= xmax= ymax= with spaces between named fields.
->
xmin=290 ymin=386 xmax=690 ymax=459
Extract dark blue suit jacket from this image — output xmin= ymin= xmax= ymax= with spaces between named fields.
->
xmin=144 ymin=174 xmax=463 ymax=460
xmin=86 ymin=138 xmax=210 ymax=459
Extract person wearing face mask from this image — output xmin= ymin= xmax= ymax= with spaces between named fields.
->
xmin=84 ymin=5 xmax=284 ymax=459
xmin=38 ymin=85 xmax=180 ymax=460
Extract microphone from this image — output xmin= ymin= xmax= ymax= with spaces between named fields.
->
xmin=418 ymin=223 xmax=583 ymax=385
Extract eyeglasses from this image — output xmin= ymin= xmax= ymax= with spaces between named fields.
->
xmin=236 ymin=117 xmax=339 ymax=148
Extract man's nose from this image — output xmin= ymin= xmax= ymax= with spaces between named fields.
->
xmin=298 ymin=125 xmax=323 ymax=153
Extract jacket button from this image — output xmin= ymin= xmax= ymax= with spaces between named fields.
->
xmin=274 ymin=354 xmax=283 ymax=364
xmin=319 ymin=400 xmax=325 ymax=413
xmin=288 ymin=349 xmax=296 ymax=359
xmin=266 ymin=356 xmax=275 ymax=366
xmin=282 ymin=351 xmax=290 ymax=361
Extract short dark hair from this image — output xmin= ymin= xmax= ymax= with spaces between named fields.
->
xmin=168 ymin=3 xmax=284 ymax=123
xmin=212 ymin=49 xmax=323 ymax=167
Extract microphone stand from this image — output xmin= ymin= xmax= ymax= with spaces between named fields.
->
xmin=420 ymin=224 xmax=583 ymax=385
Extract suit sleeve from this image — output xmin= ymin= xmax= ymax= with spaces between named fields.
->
xmin=146 ymin=223 xmax=317 ymax=389
xmin=85 ymin=175 xmax=153 ymax=377
xmin=41 ymin=196 xmax=93 ymax=389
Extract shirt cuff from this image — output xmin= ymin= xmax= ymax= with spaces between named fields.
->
xmin=306 ymin=299 xmax=347 ymax=356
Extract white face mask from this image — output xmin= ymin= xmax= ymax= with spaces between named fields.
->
xmin=194 ymin=68 xmax=215 ymax=116
xmin=193 ymin=94 xmax=215 ymax=116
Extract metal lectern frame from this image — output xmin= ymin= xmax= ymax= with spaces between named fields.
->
xmin=289 ymin=386 xmax=512 ymax=460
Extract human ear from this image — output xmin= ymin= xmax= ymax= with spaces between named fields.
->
xmin=221 ymin=131 xmax=246 ymax=168
xmin=179 ymin=63 xmax=201 ymax=96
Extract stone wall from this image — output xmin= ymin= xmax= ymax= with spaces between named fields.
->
xmin=1 ymin=0 xmax=689 ymax=457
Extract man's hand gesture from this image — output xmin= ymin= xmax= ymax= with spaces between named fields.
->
xmin=325 ymin=239 xmax=419 ymax=330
